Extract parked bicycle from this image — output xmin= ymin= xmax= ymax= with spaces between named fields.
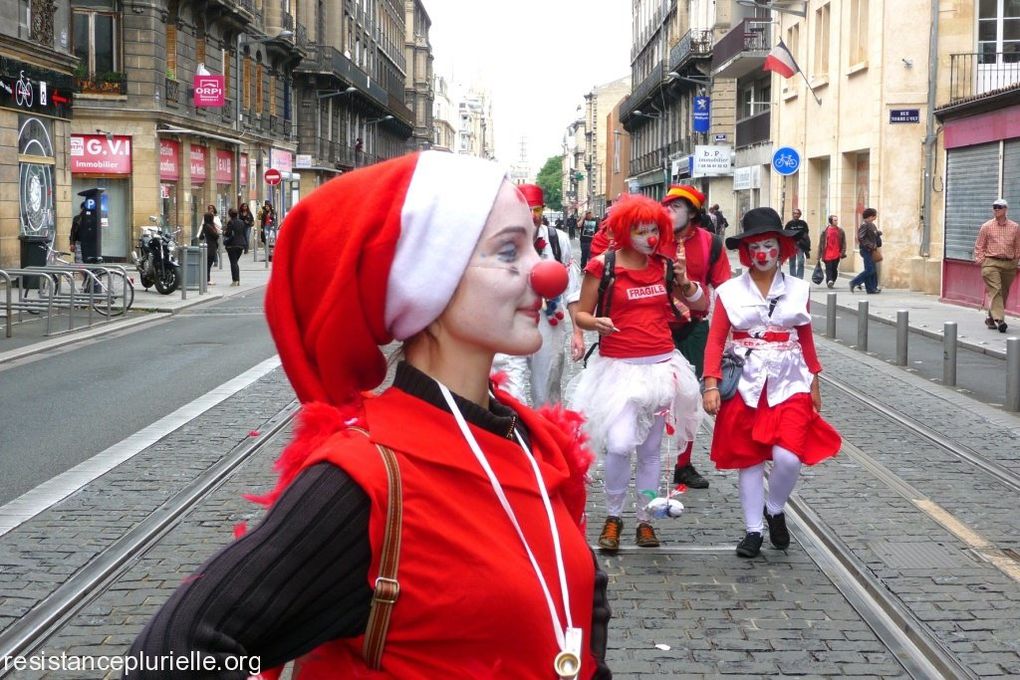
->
xmin=21 ymin=241 xmax=135 ymax=316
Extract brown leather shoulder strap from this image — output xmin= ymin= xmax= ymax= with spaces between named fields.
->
xmin=362 ymin=441 xmax=402 ymax=670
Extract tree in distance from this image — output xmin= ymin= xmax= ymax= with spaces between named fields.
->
xmin=535 ymin=155 xmax=564 ymax=211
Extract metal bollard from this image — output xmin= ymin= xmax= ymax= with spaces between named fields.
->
xmin=943 ymin=322 xmax=957 ymax=387
xmin=1007 ymin=337 xmax=1020 ymax=412
xmin=856 ymin=300 xmax=869 ymax=352
xmin=199 ymin=243 xmax=208 ymax=294
xmin=180 ymin=248 xmax=188 ymax=300
xmin=826 ymin=293 xmax=837 ymax=339
xmin=896 ymin=310 xmax=909 ymax=366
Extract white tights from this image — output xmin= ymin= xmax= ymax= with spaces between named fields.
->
xmin=737 ymin=445 xmax=802 ymax=533
xmin=603 ymin=403 xmax=666 ymax=523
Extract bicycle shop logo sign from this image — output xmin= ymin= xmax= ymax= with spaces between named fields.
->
xmin=193 ymin=75 xmax=225 ymax=107
xmin=70 ymin=134 xmax=132 ymax=175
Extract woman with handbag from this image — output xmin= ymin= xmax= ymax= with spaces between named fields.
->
xmin=849 ymin=208 xmax=881 ymax=294
xmin=199 ymin=211 xmax=220 ymax=285
xmin=127 ymin=152 xmax=611 ymax=679
xmin=703 ymin=207 xmax=841 ymax=558
xmin=570 ymin=194 xmax=705 ymax=552
xmin=815 ymin=214 xmax=847 ymax=288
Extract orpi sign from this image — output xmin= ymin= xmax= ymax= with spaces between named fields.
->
xmin=264 ymin=168 xmax=283 ymax=186
xmin=193 ymin=75 xmax=225 ymax=107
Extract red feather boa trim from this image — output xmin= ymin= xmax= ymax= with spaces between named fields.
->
xmin=245 ymin=398 xmax=366 ymax=508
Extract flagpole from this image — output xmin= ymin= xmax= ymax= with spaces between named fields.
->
xmin=798 ymin=69 xmax=822 ymax=105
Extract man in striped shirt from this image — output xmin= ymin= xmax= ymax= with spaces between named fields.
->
xmin=974 ymin=199 xmax=1020 ymax=333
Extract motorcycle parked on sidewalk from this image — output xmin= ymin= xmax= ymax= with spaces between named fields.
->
xmin=132 ymin=216 xmax=181 ymax=295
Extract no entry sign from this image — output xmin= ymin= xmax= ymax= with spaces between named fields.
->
xmin=264 ymin=168 xmax=282 ymax=185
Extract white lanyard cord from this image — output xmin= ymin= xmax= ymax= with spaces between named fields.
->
xmin=437 ymin=383 xmax=573 ymax=651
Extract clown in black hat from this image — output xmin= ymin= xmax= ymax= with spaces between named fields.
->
xmin=702 ymin=207 xmax=842 ymax=558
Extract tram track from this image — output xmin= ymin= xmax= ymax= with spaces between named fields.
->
xmin=819 ymin=373 xmax=1020 ymax=495
xmin=697 ymin=411 xmax=981 ymax=680
xmin=0 ymin=401 xmax=299 ymax=672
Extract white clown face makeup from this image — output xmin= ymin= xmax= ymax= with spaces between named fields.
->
xmin=630 ymin=223 xmax=660 ymax=255
xmin=668 ymin=200 xmax=692 ymax=233
xmin=444 ymin=181 xmax=543 ymax=356
xmin=748 ymin=237 xmax=781 ymax=272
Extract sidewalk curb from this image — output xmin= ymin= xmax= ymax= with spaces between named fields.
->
xmin=0 ymin=283 xmax=259 ymax=365
xmin=0 ymin=312 xmax=171 ymax=366
xmin=814 ymin=293 xmax=1010 ymax=361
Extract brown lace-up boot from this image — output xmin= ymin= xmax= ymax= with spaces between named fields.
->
xmin=597 ymin=516 xmax=623 ymax=552
xmin=635 ymin=522 xmax=660 ymax=548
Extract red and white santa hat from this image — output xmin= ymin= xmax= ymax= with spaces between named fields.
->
xmin=265 ymin=151 xmax=507 ymax=406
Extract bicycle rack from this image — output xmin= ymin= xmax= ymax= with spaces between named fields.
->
xmin=1 ymin=270 xmax=11 ymax=338
xmin=0 ymin=269 xmax=62 ymax=336
xmin=27 ymin=264 xmax=129 ymax=318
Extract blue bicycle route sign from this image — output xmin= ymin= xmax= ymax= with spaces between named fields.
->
xmin=771 ymin=147 xmax=800 ymax=176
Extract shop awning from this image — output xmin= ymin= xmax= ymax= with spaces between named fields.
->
xmin=157 ymin=126 xmax=245 ymax=146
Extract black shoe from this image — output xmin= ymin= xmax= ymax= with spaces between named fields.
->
xmin=673 ymin=463 xmax=709 ymax=489
xmin=998 ymin=321 xmax=1008 ymax=333
xmin=866 ymin=289 xmax=881 ymax=294
xmin=826 ymin=281 xmax=834 ymax=288
xmin=986 ymin=317 xmax=998 ymax=329
xmin=764 ymin=506 xmax=791 ymax=549
xmin=850 ymin=283 xmax=861 ymax=293
xmin=736 ymin=531 xmax=763 ymax=558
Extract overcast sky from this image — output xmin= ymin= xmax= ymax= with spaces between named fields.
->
xmin=424 ymin=1 xmax=631 ymax=173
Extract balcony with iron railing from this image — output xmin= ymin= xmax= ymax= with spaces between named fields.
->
xmin=942 ymin=52 xmax=1020 ymax=110
xmin=165 ymin=77 xmax=180 ymax=105
xmin=669 ymin=29 xmax=713 ymax=74
xmin=222 ymin=98 xmax=234 ymax=123
xmin=620 ymin=62 xmax=664 ymax=121
xmin=296 ymin=23 xmax=309 ymax=48
xmin=281 ymin=12 xmax=295 ymax=31
xmin=735 ymin=109 xmax=771 ymax=148
xmin=712 ymin=19 xmax=771 ymax=79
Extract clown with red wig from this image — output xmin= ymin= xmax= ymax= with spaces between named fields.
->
xmin=569 ymin=194 xmax=705 ymax=551
xmin=703 ymin=207 xmax=842 ymax=559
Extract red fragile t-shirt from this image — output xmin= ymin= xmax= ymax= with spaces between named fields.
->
xmin=585 ymin=256 xmax=675 ymax=358
xmin=824 ymin=226 xmax=842 ymax=261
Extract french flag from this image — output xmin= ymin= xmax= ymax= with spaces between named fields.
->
xmin=764 ymin=40 xmax=800 ymax=79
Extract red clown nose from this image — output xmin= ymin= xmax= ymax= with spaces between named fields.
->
xmin=648 ymin=236 xmax=659 ymax=250
xmin=530 ymin=260 xmax=569 ymax=298
xmin=755 ymin=252 xmax=768 ymax=262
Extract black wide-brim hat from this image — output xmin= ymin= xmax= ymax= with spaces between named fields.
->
xmin=724 ymin=207 xmax=802 ymax=249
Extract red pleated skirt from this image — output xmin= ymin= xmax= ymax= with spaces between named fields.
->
xmin=710 ymin=389 xmax=841 ymax=470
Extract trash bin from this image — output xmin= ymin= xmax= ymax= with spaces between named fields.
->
xmin=19 ymin=234 xmax=51 ymax=289
xmin=180 ymin=246 xmax=202 ymax=290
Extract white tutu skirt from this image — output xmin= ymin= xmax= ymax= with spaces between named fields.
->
xmin=567 ymin=350 xmax=704 ymax=454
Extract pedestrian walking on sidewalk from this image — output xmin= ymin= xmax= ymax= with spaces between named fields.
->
xmin=258 ymin=200 xmax=276 ymax=245
xmin=127 ymin=151 xmax=611 ymax=680
xmin=785 ymin=208 xmax=810 ymax=279
xmin=199 ymin=212 xmax=219 ymax=285
xmin=704 ymin=208 xmax=841 ymax=558
xmin=238 ymin=202 xmax=254 ymax=254
xmin=849 ymin=208 xmax=881 ymax=294
xmin=974 ymin=199 xmax=1020 ymax=333
xmin=492 ymin=184 xmax=580 ymax=406
xmin=223 ymin=208 xmax=247 ymax=286
xmin=816 ymin=214 xmax=847 ymax=287
xmin=569 ymin=194 xmax=705 ymax=552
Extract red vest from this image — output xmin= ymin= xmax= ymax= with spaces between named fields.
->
xmin=289 ymin=388 xmax=597 ymax=679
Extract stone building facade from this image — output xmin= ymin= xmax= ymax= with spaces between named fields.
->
xmin=404 ymin=0 xmax=433 ymax=150
xmin=0 ymin=0 xmax=76 ymax=269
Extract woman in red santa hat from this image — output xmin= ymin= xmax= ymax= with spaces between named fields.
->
xmin=127 ymin=152 xmax=610 ymax=679
xmin=703 ymin=207 xmax=842 ymax=558
xmin=569 ymin=194 xmax=706 ymax=552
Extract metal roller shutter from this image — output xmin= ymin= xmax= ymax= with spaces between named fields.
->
xmin=1003 ymin=139 xmax=1020 ymax=209
xmin=944 ymin=143 xmax=999 ymax=260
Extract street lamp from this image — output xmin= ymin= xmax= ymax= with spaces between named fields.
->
xmin=317 ymin=85 xmax=357 ymax=100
